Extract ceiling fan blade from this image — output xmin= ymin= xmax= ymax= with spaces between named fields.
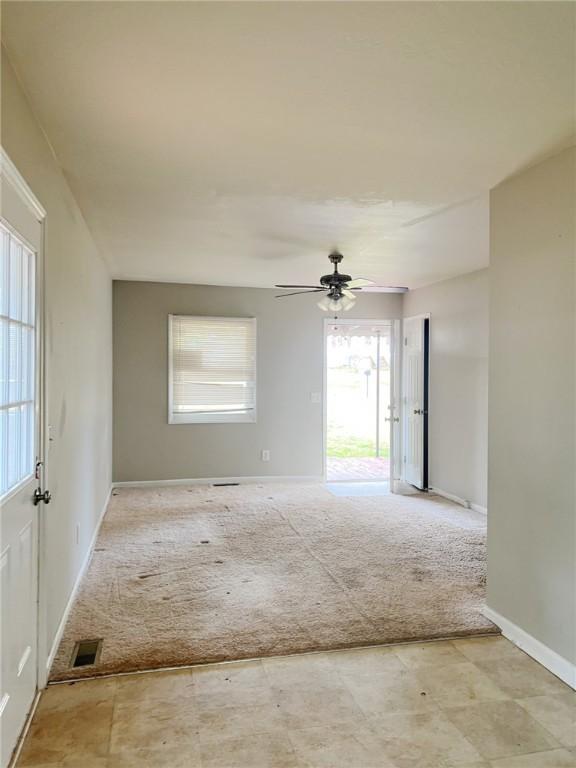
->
xmin=346 ymin=278 xmax=375 ymax=289
xmin=275 ymin=284 xmax=324 ymax=289
xmin=351 ymin=285 xmax=409 ymax=293
xmin=275 ymin=289 xmax=327 ymax=298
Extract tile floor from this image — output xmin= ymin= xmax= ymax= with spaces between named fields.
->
xmin=15 ymin=636 xmax=575 ymax=768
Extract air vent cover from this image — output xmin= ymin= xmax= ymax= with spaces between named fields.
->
xmin=71 ymin=639 xmax=102 ymax=668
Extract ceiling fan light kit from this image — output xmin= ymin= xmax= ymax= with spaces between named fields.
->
xmin=275 ymin=251 xmax=408 ymax=314
xmin=318 ymin=293 xmax=355 ymax=312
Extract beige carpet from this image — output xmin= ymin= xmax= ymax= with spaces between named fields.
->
xmin=49 ymin=483 xmax=497 ymax=681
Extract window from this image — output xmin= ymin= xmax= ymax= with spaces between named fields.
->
xmin=169 ymin=315 xmax=256 ymax=424
xmin=0 ymin=221 xmax=36 ymax=498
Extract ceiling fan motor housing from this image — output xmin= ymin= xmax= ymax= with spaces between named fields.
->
xmin=320 ymin=251 xmax=351 ymax=293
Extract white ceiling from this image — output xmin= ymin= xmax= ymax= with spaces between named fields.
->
xmin=2 ymin=2 xmax=574 ymax=289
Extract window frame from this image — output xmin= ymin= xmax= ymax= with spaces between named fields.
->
xmin=168 ymin=314 xmax=257 ymax=425
xmin=0 ymin=218 xmax=38 ymax=501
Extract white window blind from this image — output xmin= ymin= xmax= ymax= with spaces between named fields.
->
xmin=169 ymin=315 xmax=256 ymax=424
xmin=0 ymin=220 xmax=36 ymax=497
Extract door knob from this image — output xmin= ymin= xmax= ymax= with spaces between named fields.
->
xmin=33 ymin=488 xmax=51 ymax=505
xmin=414 ymin=409 xmax=421 ymax=415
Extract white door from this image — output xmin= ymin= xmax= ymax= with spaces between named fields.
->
xmin=1 ymin=164 xmax=46 ymax=768
xmin=402 ymin=315 xmax=428 ymax=489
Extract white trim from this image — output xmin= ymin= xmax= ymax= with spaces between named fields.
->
xmin=483 ymin=606 xmax=576 ymax=690
xmin=169 ymin=411 xmax=256 ymax=425
xmin=428 ymin=486 xmax=470 ymax=508
xmin=0 ymin=216 xmax=38 ymax=256
xmin=113 ymin=475 xmax=323 ymax=489
xmin=43 ymin=486 xmax=112 ymax=680
xmin=428 ymin=486 xmax=487 ymax=514
xmin=322 ymin=318 xmax=395 ymax=328
xmin=0 ymin=149 xmax=46 ymax=221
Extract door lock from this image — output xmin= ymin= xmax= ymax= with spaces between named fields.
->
xmin=33 ymin=488 xmax=51 ymax=505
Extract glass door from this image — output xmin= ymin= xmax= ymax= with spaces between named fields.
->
xmin=325 ymin=322 xmax=392 ymax=482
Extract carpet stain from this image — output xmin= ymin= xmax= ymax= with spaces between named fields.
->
xmin=49 ymin=483 xmax=497 ymax=681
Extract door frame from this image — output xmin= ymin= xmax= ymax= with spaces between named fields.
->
xmin=1 ymin=147 xmax=48 ymax=700
xmin=322 ymin=318 xmax=397 ymax=483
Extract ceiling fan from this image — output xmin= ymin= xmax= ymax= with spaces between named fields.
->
xmin=275 ymin=251 xmax=408 ymax=312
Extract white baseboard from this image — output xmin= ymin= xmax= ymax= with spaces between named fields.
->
xmin=428 ymin=486 xmax=487 ymax=514
xmin=113 ymin=475 xmax=324 ymax=488
xmin=428 ymin=486 xmax=468 ymax=507
xmin=483 ymin=606 xmax=576 ymax=689
xmin=44 ymin=485 xmax=112 ymax=678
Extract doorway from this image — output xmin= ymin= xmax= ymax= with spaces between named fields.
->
xmin=324 ymin=321 xmax=393 ymax=483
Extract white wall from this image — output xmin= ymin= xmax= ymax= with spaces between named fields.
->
xmin=403 ymin=269 xmax=488 ymax=509
xmin=488 ymin=146 xmax=575 ymax=668
xmin=113 ymin=280 xmax=402 ymax=482
xmin=1 ymin=50 xmax=113 ymax=658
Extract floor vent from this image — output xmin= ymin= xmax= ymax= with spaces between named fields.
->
xmin=71 ymin=639 xmax=102 ymax=668
xmin=212 ymin=482 xmax=240 ymax=487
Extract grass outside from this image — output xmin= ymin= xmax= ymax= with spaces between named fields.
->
xmin=326 ymin=362 xmax=391 ymax=459
xmin=327 ymin=431 xmax=390 ymax=459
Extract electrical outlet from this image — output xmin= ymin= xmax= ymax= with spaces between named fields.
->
xmin=261 ymin=449 xmax=270 ymax=462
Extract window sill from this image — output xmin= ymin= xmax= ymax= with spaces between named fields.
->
xmin=169 ymin=413 xmax=256 ymax=425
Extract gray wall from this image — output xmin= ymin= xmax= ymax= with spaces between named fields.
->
xmin=113 ymin=281 xmax=402 ymax=482
xmin=1 ymin=50 xmax=113 ymax=651
xmin=403 ymin=269 xmax=488 ymax=509
xmin=488 ymin=146 xmax=575 ymax=664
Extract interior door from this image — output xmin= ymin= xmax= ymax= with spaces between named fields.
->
xmin=1 ymin=167 xmax=45 ymax=768
xmin=402 ymin=315 xmax=429 ymax=489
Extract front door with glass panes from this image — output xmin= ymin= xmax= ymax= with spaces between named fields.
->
xmin=0 ymin=197 xmax=44 ymax=767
